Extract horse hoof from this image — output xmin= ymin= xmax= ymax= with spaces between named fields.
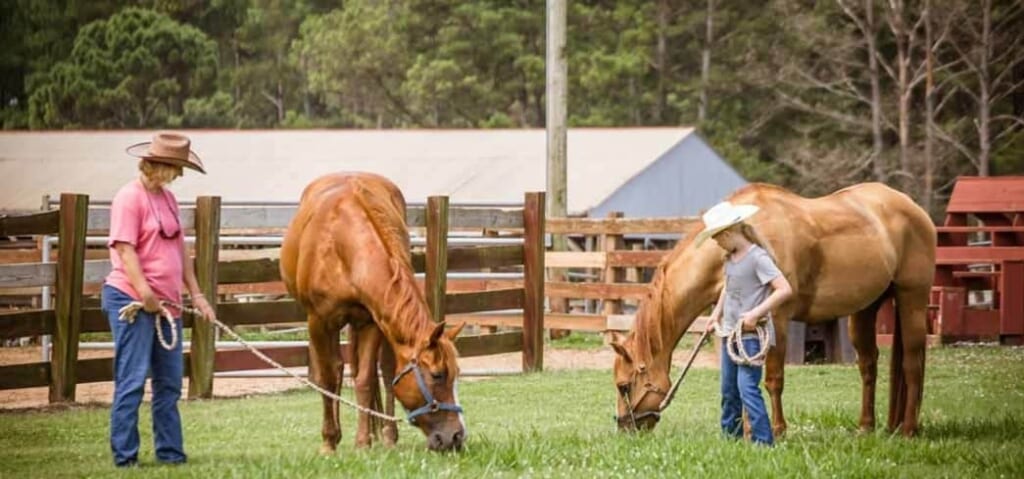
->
xmin=319 ymin=444 xmax=336 ymax=456
xmin=355 ymin=438 xmax=372 ymax=449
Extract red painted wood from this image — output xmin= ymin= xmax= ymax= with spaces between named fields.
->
xmin=945 ymin=176 xmax=1024 ymax=214
xmin=1000 ymin=261 xmax=1024 ymax=336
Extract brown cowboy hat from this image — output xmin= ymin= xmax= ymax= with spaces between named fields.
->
xmin=125 ymin=131 xmax=205 ymax=174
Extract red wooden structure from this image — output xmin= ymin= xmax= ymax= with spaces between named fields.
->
xmin=927 ymin=176 xmax=1024 ymax=343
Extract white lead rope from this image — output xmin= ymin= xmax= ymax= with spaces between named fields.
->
xmin=118 ymin=302 xmax=179 ymax=351
xmin=717 ymin=321 xmax=771 ymax=367
xmin=117 ymin=299 xmax=405 ymax=423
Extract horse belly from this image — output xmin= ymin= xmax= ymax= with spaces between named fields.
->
xmin=799 ymin=239 xmax=895 ymax=320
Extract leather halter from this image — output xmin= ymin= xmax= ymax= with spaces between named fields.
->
xmin=392 ymin=358 xmax=463 ymax=425
xmin=615 ymin=363 xmax=667 ymax=429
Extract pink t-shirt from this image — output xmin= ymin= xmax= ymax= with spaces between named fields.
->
xmin=105 ymin=179 xmax=185 ymax=313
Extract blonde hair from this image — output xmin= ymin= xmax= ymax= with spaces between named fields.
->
xmin=722 ymin=221 xmax=779 ymax=262
xmin=139 ymin=160 xmax=183 ymax=187
xmin=735 ymin=222 xmax=768 ymax=249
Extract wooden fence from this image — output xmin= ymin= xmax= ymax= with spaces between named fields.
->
xmin=0 ymin=192 xmax=546 ymax=402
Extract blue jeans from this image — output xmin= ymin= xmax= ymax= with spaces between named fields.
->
xmin=720 ymin=337 xmax=774 ymax=446
xmin=102 ymin=284 xmax=186 ymax=466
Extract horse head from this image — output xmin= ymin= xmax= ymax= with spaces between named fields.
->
xmin=392 ymin=321 xmax=466 ymax=451
xmin=609 ymin=324 xmax=672 ymax=432
xmin=609 ymin=239 xmax=722 ymax=432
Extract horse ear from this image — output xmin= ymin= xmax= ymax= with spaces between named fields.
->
xmin=444 ymin=321 xmax=465 ymax=341
xmin=429 ymin=321 xmax=447 ymax=347
xmin=608 ymin=332 xmax=633 ymax=364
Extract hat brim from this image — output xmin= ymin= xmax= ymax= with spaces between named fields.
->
xmin=126 ymin=142 xmax=205 ymax=174
xmin=693 ymin=204 xmax=760 ymax=247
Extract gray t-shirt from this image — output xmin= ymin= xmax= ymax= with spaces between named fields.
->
xmin=718 ymin=245 xmax=781 ymax=346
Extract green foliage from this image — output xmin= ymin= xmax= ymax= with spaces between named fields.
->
xmin=28 ymin=7 xmax=219 ymax=128
xmin=3 ymin=0 xmax=1022 ymax=206
xmin=183 ymin=91 xmax=236 ymax=127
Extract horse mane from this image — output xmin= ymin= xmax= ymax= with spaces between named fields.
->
xmin=630 ymin=220 xmax=705 ymax=364
xmin=348 ymin=180 xmax=462 ymax=373
xmin=350 ymin=180 xmax=431 ymax=345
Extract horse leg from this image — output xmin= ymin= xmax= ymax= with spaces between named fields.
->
xmin=891 ymin=287 xmax=929 ymax=436
xmin=350 ymin=321 xmax=383 ymax=448
xmin=742 ymin=409 xmax=752 ymax=440
xmin=764 ymin=322 xmax=788 ymax=438
xmin=849 ymin=302 xmax=882 ymax=433
xmin=379 ymin=338 xmax=399 ymax=446
xmin=309 ymin=315 xmax=341 ymax=454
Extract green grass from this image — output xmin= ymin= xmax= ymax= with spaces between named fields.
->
xmin=3 ymin=346 xmax=1023 ymax=478
xmin=549 ymin=331 xmax=606 ymax=350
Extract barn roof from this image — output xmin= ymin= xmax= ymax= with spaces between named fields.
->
xmin=0 ymin=128 xmax=743 ymax=216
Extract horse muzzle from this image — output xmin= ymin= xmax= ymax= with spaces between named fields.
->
xmin=615 ymin=410 xmax=661 ymax=432
xmin=427 ymin=426 xmax=465 ymax=452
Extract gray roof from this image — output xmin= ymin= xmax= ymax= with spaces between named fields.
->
xmin=0 ymin=128 xmax=745 ymax=216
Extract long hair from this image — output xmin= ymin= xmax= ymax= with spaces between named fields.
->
xmin=725 ymin=221 xmax=779 ymax=263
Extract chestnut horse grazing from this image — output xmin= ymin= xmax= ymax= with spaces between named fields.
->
xmin=610 ymin=183 xmax=935 ymax=437
xmin=281 ymin=172 xmax=466 ymax=453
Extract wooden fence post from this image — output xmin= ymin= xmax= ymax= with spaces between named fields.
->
xmin=601 ymin=211 xmax=625 ymax=316
xmin=426 ymin=196 xmax=449 ymax=323
xmin=50 ymin=193 xmax=88 ymax=403
xmin=189 ymin=196 xmax=220 ymax=399
xmin=523 ymin=192 xmax=546 ymax=372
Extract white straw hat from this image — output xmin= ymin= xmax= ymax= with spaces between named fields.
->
xmin=693 ymin=201 xmax=760 ymax=247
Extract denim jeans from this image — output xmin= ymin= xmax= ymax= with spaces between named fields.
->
xmin=720 ymin=337 xmax=774 ymax=446
xmin=101 ymin=284 xmax=186 ymax=466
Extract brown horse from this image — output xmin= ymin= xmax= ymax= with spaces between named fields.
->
xmin=610 ymin=182 xmax=935 ymax=437
xmin=281 ymin=172 xmax=466 ymax=453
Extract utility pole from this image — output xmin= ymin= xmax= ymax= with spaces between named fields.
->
xmin=546 ymin=0 xmax=570 ymax=335
xmin=546 ymin=0 xmax=567 ymax=225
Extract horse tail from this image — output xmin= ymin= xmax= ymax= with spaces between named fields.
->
xmin=887 ymin=299 xmax=908 ymax=432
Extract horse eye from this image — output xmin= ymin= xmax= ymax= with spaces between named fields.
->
xmin=431 ymin=371 xmax=446 ymax=381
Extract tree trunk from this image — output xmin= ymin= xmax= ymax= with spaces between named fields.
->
xmin=277 ymin=80 xmax=285 ymax=124
xmin=699 ymin=0 xmax=714 ymax=123
xmin=655 ymin=0 xmax=669 ymax=123
xmin=887 ymin=0 xmax=913 ymax=191
xmin=924 ymin=0 xmax=935 ymax=214
xmin=866 ymin=0 xmax=886 ymax=182
xmin=978 ymin=0 xmax=992 ymax=176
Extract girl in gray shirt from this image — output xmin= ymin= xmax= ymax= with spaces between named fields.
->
xmin=695 ymin=201 xmax=793 ymax=446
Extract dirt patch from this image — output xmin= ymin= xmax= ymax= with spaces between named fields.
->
xmin=1 ymin=344 xmax=719 ymax=411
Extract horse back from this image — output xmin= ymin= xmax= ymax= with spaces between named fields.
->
xmin=280 ymin=172 xmax=409 ymax=311
xmin=730 ymin=183 xmax=935 ymax=319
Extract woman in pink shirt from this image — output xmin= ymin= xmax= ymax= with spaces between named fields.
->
xmin=101 ymin=132 xmax=216 ymax=468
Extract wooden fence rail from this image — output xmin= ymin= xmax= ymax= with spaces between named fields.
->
xmin=0 ymin=191 xmax=547 ymax=401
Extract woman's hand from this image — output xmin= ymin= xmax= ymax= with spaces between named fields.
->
xmin=193 ymin=294 xmax=217 ymax=321
xmin=141 ymin=288 xmax=161 ymax=313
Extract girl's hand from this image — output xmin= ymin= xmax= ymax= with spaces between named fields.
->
xmin=704 ymin=316 xmax=718 ymax=333
xmin=739 ymin=311 xmax=760 ymax=331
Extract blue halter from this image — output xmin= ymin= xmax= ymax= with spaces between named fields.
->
xmin=392 ymin=359 xmax=463 ymax=424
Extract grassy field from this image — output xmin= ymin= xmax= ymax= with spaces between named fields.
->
xmin=2 ymin=345 xmax=1023 ymax=478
